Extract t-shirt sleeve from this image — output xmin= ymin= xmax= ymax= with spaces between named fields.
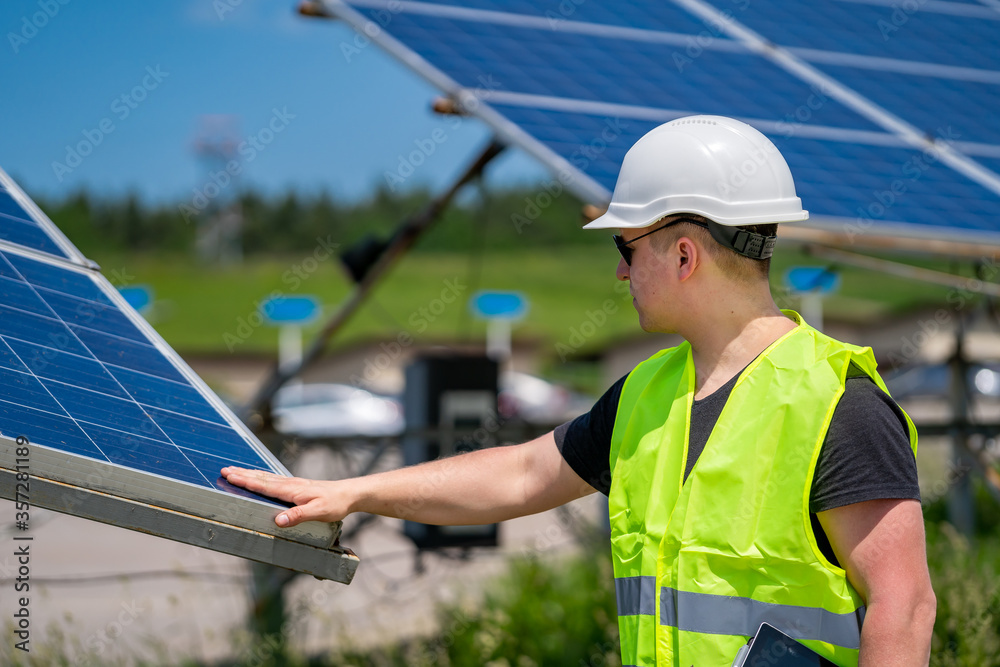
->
xmin=553 ymin=373 xmax=628 ymax=496
xmin=810 ymin=373 xmax=920 ymax=513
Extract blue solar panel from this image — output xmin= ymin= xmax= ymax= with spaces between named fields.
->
xmin=489 ymin=104 xmax=1000 ymax=237
xmin=334 ymin=0 xmax=1000 ymax=246
xmin=356 ymin=8 xmax=883 ymax=131
xmin=0 ymin=190 xmax=32 ymax=222
xmin=774 ymin=135 xmax=1000 ymax=234
xmin=489 ymin=103 xmax=648 ymax=192
xmin=0 ymin=183 xmax=72 ymax=260
xmin=0 ymin=215 xmax=68 ymax=259
xmin=812 ymin=65 xmax=1000 ymax=145
xmin=397 ymin=0 xmax=720 ymax=33
xmin=0 ymin=249 xmax=284 ymax=505
xmin=701 ymin=0 xmax=1000 ymax=70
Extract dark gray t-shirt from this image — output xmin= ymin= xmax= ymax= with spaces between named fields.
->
xmin=555 ymin=364 xmax=920 ymax=565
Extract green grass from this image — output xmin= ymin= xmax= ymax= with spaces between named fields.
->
xmin=93 ymin=244 xmax=960 ymax=358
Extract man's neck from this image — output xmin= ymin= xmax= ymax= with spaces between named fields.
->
xmin=686 ymin=305 xmax=797 ymax=400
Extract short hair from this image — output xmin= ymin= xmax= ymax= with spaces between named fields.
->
xmin=652 ymin=213 xmax=776 ymax=285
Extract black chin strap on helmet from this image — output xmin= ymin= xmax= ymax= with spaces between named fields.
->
xmin=705 ymin=220 xmax=777 ymax=260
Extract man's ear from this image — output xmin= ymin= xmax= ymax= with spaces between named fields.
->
xmin=676 ymin=237 xmax=699 ymax=282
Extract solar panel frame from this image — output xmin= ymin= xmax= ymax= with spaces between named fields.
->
xmin=0 ymin=167 xmax=90 ymax=265
xmin=0 ymin=232 xmax=358 ymax=583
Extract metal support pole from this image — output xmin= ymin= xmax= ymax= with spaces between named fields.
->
xmin=240 ymin=139 xmax=506 ymax=431
xmin=947 ymin=328 xmax=976 ymax=536
xmin=803 ymin=244 xmax=1000 ymax=297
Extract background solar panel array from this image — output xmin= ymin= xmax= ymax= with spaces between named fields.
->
xmin=335 ymin=0 xmax=1000 ymax=244
xmin=0 ymin=172 xmax=283 ymax=506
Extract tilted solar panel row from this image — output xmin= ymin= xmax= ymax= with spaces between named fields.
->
xmin=0 ymin=166 xmax=357 ymax=583
xmin=325 ymin=0 xmax=1000 ymax=246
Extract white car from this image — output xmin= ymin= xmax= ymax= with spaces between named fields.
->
xmin=272 ymin=383 xmax=404 ymax=437
xmin=499 ymin=371 xmax=593 ymax=425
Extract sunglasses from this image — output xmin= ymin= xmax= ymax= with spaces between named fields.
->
xmin=613 ymin=218 xmax=708 ymax=266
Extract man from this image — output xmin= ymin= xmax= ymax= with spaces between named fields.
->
xmin=224 ymin=116 xmax=936 ymax=666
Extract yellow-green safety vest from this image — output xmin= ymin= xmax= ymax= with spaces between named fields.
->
xmin=608 ymin=312 xmax=917 ymax=667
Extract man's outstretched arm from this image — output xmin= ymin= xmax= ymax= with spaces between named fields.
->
xmin=819 ymin=498 xmax=937 ymax=667
xmin=222 ymin=431 xmax=597 ymax=528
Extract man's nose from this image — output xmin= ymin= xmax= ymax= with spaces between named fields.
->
xmin=616 ymin=256 xmax=630 ymax=282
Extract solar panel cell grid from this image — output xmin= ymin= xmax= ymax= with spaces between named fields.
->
xmin=488 ymin=104 xmax=652 ymax=191
xmin=0 ymin=217 xmax=68 ymax=258
xmin=6 ymin=338 xmax=127 ymax=397
xmin=40 ymin=289 xmax=147 ymax=342
xmin=0 ymin=402 xmax=104 ymax=459
xmin=395 ymin=0 xmax=720 ymax=33
xmin=703 ymin=0 xmax=1000 ymax=69
xmin=0 ymin=183 xmax=74 ymax=260
xmin=778 ymin=136 xmax=1000 ymax=232
xmin=340 ymin=0 xmax=1000 ymax=244
xmin=812 ymin=65 xmax=1000 ymax=146
xmin=361 ymin=10 xmax=885 ymax=131
xmin=0 ymin=190 xmax=31 ymax=222
xmin=0 ymin=250 xmax=282 ymax=506
xmin=488 ymin=100 xmax=1000 ymax=237
xmin=0 ymin=254 xmax=16 ymax=279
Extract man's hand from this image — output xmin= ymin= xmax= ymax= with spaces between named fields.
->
xmin=222 ymin=467 xmax=349 ymax=527
xmin=223 ymin=431 xmax=596 ymax=529
xmin=818 ymin=498 xmax=936 ymax=666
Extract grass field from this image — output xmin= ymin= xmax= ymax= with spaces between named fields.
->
xmin=93 ymin=243 xmax=960 ymax=363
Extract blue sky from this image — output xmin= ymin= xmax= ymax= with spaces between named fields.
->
xmin=0 ymin=0 xmax=546 ymax=204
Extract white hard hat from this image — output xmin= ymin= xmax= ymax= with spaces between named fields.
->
xmin=585 ymin=115 xmax=808 ymax=231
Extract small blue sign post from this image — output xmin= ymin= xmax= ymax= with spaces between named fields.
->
xmin=784 ymin=267 xmax=839 ymax=332
xmin=260 ymin=295 xmax=321 ymax=374
xmin=470 ymin=291 xmax=529 ymax=362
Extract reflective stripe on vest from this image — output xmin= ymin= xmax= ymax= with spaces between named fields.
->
xmin=614 ymin=578 xmax=864 ymax=649
xmin=659 ymin=587 xmax=865 ymax=650
xmin=615 ymin=576 xmax=657 ymax=616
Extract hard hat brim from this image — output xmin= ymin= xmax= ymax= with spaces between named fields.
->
xmin=584 ymin=200 xmax=809 ymax=230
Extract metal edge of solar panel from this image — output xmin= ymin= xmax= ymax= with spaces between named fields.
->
xmin=0 ymin=166 xmax=91 ymax=265
xmin=0 ymin=458 xmax=358 ymax=585
xmin=0 ymin=243 xmax=358 ymax=583
xmin=791 ymin=215 xmax=1000 ymax=250
xmin=318 ymin=0 xmax=614 ymax=206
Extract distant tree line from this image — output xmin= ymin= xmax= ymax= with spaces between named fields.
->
xmin=37 ymin=184 xmax=601 ymax=257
